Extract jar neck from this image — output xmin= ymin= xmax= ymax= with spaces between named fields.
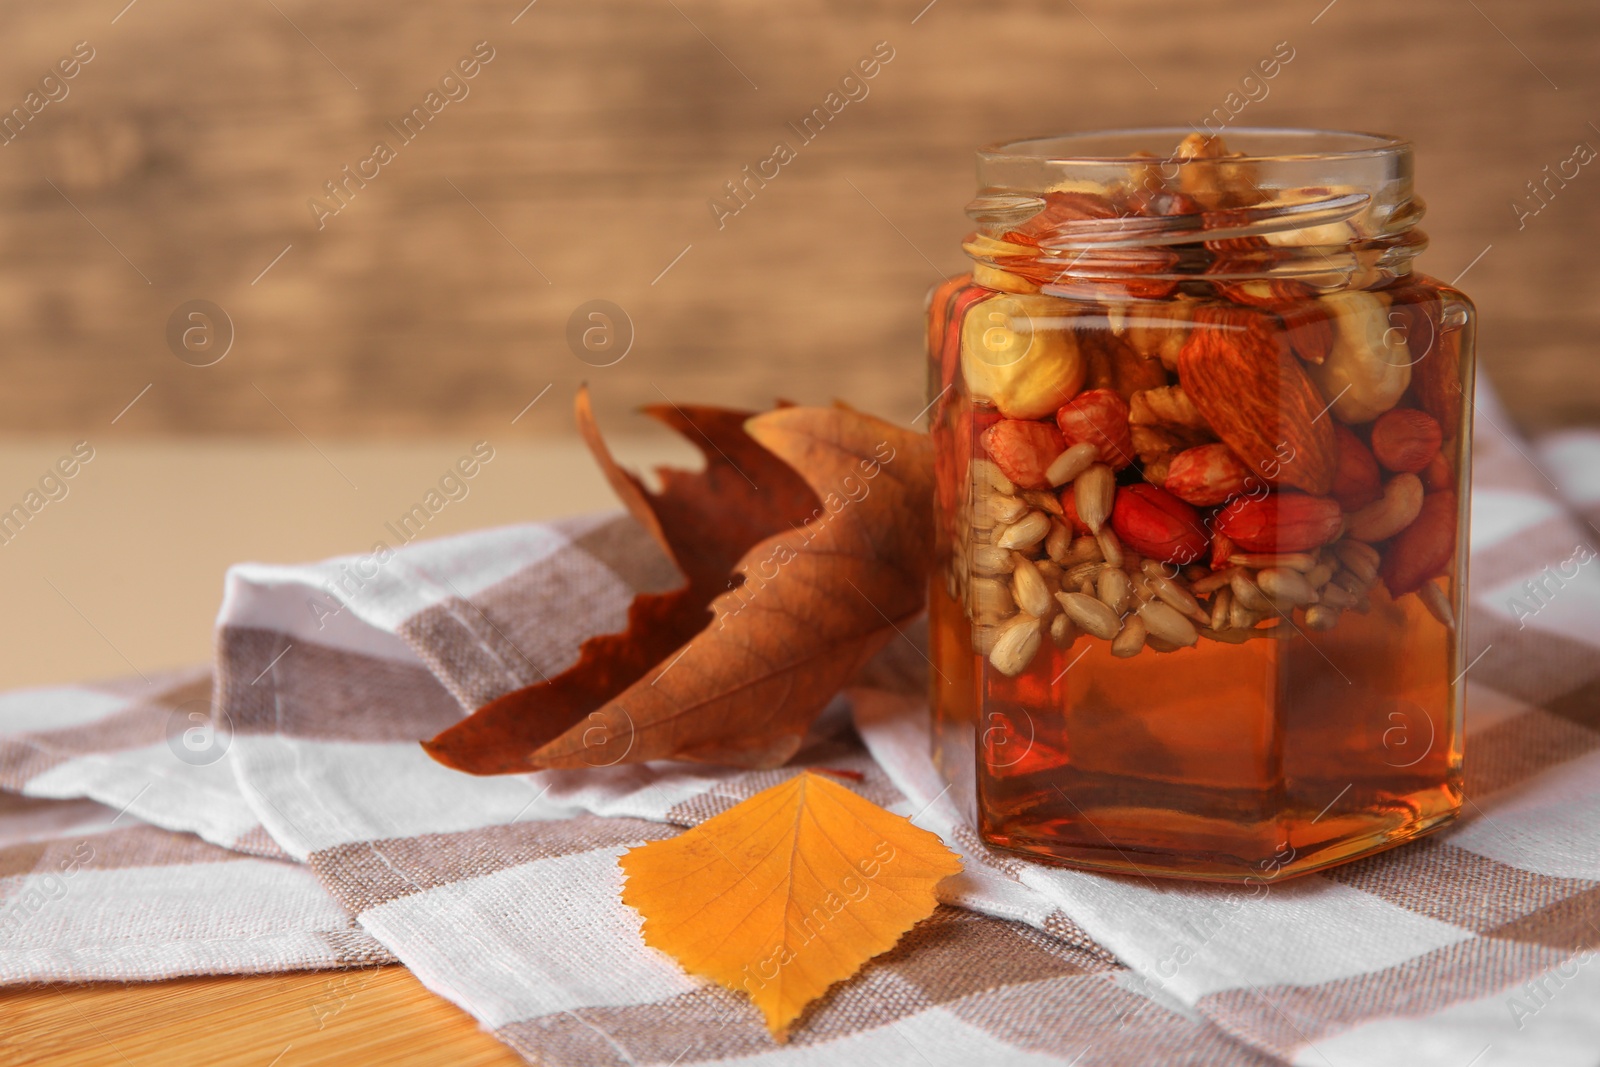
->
xmin=966 ymin=128 xmax=1427 ymax=297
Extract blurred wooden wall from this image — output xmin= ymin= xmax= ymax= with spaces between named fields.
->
xmin=1 ymin=0 xmax=1596 ymax=438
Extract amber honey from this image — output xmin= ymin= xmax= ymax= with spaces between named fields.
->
xmin=930 ymin=579 xmax=1462 ymax=880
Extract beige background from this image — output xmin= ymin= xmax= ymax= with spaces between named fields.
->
xmin=0 ymin=436 xmax=698 ymax=689
xmin=0 ymin=0 xmax=1597 ymax=442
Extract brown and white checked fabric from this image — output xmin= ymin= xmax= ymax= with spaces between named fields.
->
xmin=0 ymin=791 xmax=389 ymax=984
xmin=1 ymin=389 xmax=1597 ymax=1065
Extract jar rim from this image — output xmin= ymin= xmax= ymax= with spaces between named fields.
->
xmin=979 ymin=127 xmax=1410 ymax=166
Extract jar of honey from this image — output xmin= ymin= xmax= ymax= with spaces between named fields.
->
xmin=926 ymin=128 xmax=1474 ymax=882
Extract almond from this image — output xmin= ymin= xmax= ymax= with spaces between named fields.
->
xmin=1330 ymin=424 xmax=1383 ymax=511
xmin=1111 ymin=483 xmax=1209 ymax=564
xmin=1176 ymin=305 xmax=1336 ymax=496
xmin=1380 ymin=490 xmax=1457 ymax=596
xmin=981 ymin=420 xmax=1064 ymax=490
xmin=1281 ymin=300 xmax=1336 ymax=365
xmin=1370 ymin=407 xmax=1442 ymax=473
xmin=1164 ymin=443 xmax=1254 ymax=507
xmin=1001 ymin=190 xmax=1120 ymax=245
xmin=1213 ymin=492 xmax=1343 ymax=553
xmin=1212 ymin=279 xmax=1315 ymax=310
xmin=1055 ymin=388 xmax=1136 ymax=470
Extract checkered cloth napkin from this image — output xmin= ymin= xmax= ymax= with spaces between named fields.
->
xmin=3 ymin=392 xmax=1599 ymax=1066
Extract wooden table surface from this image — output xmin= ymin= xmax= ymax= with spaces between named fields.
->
xmin=0 ymin=435 xmax=684 ymax=1065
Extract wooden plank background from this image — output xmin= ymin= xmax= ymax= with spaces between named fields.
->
xmin=0 ymin=1 xmax=1596 ymax=436
xmin=0 ymin=6 xmax=1596 ymax=1059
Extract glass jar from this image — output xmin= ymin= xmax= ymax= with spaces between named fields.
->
xmin=926 ymin=128 xmax=1474 ymax=883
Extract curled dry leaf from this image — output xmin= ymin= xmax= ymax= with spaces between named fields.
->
xmin=423 ymin=389 xmax=819 ymax=773
xmin=621 ymin=771 xmax=961 ymax=1041
xmin=426 ymin=395 xmax=933 ymax=772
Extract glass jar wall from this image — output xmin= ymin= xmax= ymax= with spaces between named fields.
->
xmin=926 ymin=129 xmax=1475 ymax=882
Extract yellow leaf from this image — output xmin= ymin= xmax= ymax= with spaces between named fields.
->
xmin=619 ymin=771 xmax=962 ymax=1040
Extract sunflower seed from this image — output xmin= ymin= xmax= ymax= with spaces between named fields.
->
xmin=973 ymin=458 xmax=1016 ymax=496
xmin=1419 ymin=581 xmax=1456 ymax=629
xmin=1228 ymin=552 xmax=1318 ymax=572
xmin=1332 ymin=568 xmax=1370 ymax=596
xmin=1056 ymin=591 xmax=1122 ymax=640
xmin=1074 ymin=463 xmax=1116 ymax=533
xmin=989 ymin=614 xmax=1043 ymax=677
xmin=1230 ymin=570 xmax=1273 ymax=612
xmin=988 ymin=494 xmax=1028 ymax=526
xmin=1318 ymin=582 xmax=1356 ymax=610
xmin=1096 ymin=527 xmax=1125 ymax=569
xmin=1063 ymin=560 xmax=1107 ymax=588
xmin=1047 ymin=442 xmax=1101 ymax=486
xmin=1097 ymin=566 xmax=1133 ymax=615
xmin=1191 ymin=566 xmax=1242 ymax=596
xmin=1149 ymin=574 xmax=1204 ymax=620
xmin=1012 ymin=558 xmax=1055 ymax=619
xmin=1258 ymin=567 xmax=1318 ymax=608
xmin=1210 ymin=586 xmax=1233 ymax=630
xmin=997 ymin=510 xmax=1051 ymax=550
xmin=1230 ymin=599 xmax=1266 ymax=630
xmin=1022 ymin=489 xmax=1064 ymax=517
xmin=1111 ymin=616 xmax=1147 ymax=658
xmin=971 ymin=577 xmax=1015 ymax=621
xmin=971 ymin=544 xmax=1014 ymax=577
xmin=1304 ymin=604 xmax=1341 ymax=631
xmin=1045 ymin=520 xmax=1073 ymax=563
xmin=1062 ymin=535 xmax=1103 ymax=567
xmin=1138 ymin=600 xmax=1198 ymax=647
xmin=1333 ymin=540 xmax=1381 ymax=583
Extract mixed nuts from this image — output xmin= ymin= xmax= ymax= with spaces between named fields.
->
xmin=933 ymin=133 xmax=1468 ymax=677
